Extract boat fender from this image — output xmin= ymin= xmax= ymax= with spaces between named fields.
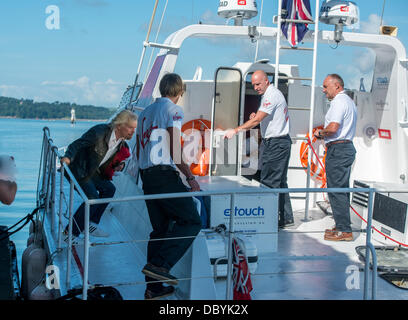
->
xmin=29 ymin=281 xmax=58 ymax=300
xmin=26 ymin=232 xmax=43 ymax=247
xmin=28 ymin=220 xmax=44 ymax=247
xmin=20 ymin=242 xmax=47 ymax=299
xmin=26 ymin=233 xmax=35 ymax=247
xmin=299 ymin=126 xmax=327 ymax=186
xmin=29 ymin=220 xmax=42 ymax=235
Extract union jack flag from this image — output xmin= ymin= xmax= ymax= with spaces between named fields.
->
xmin=281 ymin=0 xmax=313 ymax=47
xmin=232 ymin=237 xmax=253 ymax=300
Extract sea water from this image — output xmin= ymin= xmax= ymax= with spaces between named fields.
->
xmin=0 ymin=118 xmax=96 ymax=278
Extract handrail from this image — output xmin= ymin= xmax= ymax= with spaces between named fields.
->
xmin=363 ymin=190 xmax=377 ymax=300
xmin=84 ymin=187 xmax=374 ymax=205
xmin=38 ymin=127 xmax=383 ymax=300
xmin=39 ymin=127 xmax=91 ymax=298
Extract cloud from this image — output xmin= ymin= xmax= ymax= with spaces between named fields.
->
xmin=1 ymin=76 xmax=127 ymax=107
xmin=360 ymin=14 xmax=382 ymax=34
xmin=331 ymin=14 xmax=384 ymax=91
xmin=335 ymin=47 xmax=375 ymax=91
xmin=0 ymin=85 xmax=25 ymax=98
xmin=200 ymin=9 xmax=225 ymax=25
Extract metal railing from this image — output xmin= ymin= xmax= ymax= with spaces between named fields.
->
xmin=37 ymin=127 xmax=380 ymax=300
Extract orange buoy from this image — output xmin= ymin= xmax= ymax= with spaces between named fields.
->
xmin=299 ymin=126 xmax=327 ymax=186
xmin=181 ymin=119 xmax=211 ymax=176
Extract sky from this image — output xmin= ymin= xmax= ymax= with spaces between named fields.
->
xmin=0 ymin=0 xmax=407 ymax=108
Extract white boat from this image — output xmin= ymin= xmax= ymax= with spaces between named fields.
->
xmin=22 ymin=0 xmax=408 ymax=301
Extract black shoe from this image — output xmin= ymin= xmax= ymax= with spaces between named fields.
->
xmin=279 ymin=220 xmax=295 ymax=229
xmin=142 ymin=263 xmax=178 ymax=285
xmin=144 ymin=285 xmax=175 ymax=300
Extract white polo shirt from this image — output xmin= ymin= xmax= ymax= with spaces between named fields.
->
xmin=258 ymin=84 xmax=290 ymax=139
xmin=137 ymin=97 xmax=184 ymax=170
xmin=324 ymin=91 xmax=357 ymax=144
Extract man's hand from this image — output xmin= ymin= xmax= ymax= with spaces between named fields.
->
xmin=314 ymin=129 xmax=323 ymax=140
xmin=249 ymin=112 xmax=256 ymax=120
xmin=187 ymin=178 xmax=200 ymax=192
xmin=60 ymin=157 xmax=71 ymax=166
xmin=224 ymin=128 xmax=237 ymax=139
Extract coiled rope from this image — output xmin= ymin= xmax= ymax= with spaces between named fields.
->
xmin=0 ymin=206 xmax=42 ymax=242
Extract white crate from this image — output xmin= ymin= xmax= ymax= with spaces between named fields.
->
xmin=197 ymin=176 xmax=278 ymax=253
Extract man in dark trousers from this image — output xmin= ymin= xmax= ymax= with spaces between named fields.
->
xmin=225 ymin=70 xmax=294 ymax=228
xmin=136 ymin=73 xmax=201 ymax=300
xmin=314 ymin=74 xmax=357 ymax=241
xmin=61 ymin=109 xmax=137 ymax=241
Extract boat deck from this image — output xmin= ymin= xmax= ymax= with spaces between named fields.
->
xmin=43 ymin=201 xmax=408 ymax=300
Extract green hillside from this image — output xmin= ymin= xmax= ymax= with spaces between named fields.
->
xmin=0 ymin=96 xmax=115 ymax=120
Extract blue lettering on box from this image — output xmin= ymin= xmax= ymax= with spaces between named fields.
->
xmin=224 ymin=206 xmax=265 ymax=217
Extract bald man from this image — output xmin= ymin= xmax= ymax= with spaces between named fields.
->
xmin=315 ymin=74 xmax=357 ymax=242
xmin=225 ymin=70 xmax=294 ymax=228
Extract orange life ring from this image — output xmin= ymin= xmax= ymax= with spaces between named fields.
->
xmin=299 ymin=126 xmax=327 ymax=186
xmin=181 ymin=119 xmax=211 ymax=176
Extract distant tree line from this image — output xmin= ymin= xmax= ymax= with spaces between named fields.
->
xmin=0 ymin=96 xmax=115 ymax=120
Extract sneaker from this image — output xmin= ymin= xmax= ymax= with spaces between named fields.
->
xmin=142 ymin=263 xmax=178 ymax=285
xmin=279 ymin=220 xmax=295 ymax=229
xmin=144 ymin=286 xmax=175 ymax=300
xmin=324 ymin=231 xmax=353 ymax=241
xmin=89 ymin=223 xmax=109 ymax=238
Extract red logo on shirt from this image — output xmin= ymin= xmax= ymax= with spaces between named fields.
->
xmin=173 ymin=112 xmax=182 ymax=121
xmin=140 ymin=117 xmax=158 ymax=149
xmin=238 ymin=0 xmax=246 ymax=5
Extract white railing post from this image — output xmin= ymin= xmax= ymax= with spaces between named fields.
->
xmin=44 ymin=143 xmax=52 ymax=215
xmin=57 ymin=164 xmax=64 ymax=249
xmin=363 ymin=189 xmax=377 ymax=300
xmin=82 ymin=202 xmax=91 ymax=300
xmin=50 ymin=148 xmax=57 ymax=233
xmin=41 ymin=136 xmax=50 ymax=199
xmin=66 ymin=179 xmax=75 ymax=288
xmin=274 ymin=0 xmax=283 ymax=88
xmin=226 ymin=193 xmax=236 ymax=300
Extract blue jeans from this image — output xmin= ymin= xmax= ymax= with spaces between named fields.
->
xmin=325 ymin=142 xmax=356 ymax=233
xmin=71 ymin=173 xmax=116 ymax=236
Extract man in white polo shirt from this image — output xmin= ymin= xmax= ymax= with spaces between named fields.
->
xmin=225 ymin=70 xmax=294 ymax=228
xmin=314 ymin=74 xmax=357 ymax=241
xmin=136 ymin=73 xmax=201 ymax=300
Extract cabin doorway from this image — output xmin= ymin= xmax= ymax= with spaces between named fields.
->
xmin=211 ymin=67 xmax=242 ymax=176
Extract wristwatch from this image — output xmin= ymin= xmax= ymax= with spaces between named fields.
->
xmin=186 ymin=176 xmax=195 ymax=181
